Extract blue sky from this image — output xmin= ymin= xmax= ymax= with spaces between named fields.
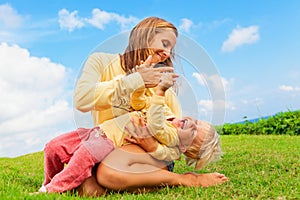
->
xmin=1 ymin=0 xmax=300 ymax=157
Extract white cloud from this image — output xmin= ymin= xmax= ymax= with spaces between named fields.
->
xmin=192 ymin=72 xmax=206 ymax=85
xmin=192 ymin=72 xmax=237 ymax=124
xmin=0 ymin=4 xmax=23 ymax=29
xmin=0 ymin=4 xmax=26 ymax=43
xmin=199 ymin=99 xmax=236 ymax=112
xmin=221 ymin=25 xmax=259 ymax=52
xmin=0 ymin=43 xmax=74 ymax=157
xmin=192 ymin=73 xmax=233 ymax=124
xmin=58 ymin=9 xmax=84 ymax=32
xmin=210 ymin=18 xmax=230 ymax=29
xmin=199 ymin=99 xmax=213 ymax=111
xmin=192 ymin=72 xmax=233 ymax=92
xmin=198 ymin=99 xmax=234 ymax=124
xmin=58 ymin=8 xmax=138 ymax=32
xmin=279 ymin=85 xmax=300 ymax=92
xmin=199 ymin=99 xmax=236 ymax=111
xmin=179 ymin=18 xmax=194 ymax=33
xmin=87 ymin=8 xmax=138 ymax=30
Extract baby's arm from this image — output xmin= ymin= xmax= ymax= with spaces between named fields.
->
xmin=147 ymin=73 xmax=179 ymax=147
xmin=147 ymin=95 xmax=179 ymax=146
xmin=125 ymin=118 xmax=181 ymax=161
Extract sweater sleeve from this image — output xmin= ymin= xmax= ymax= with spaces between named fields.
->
xmin=130 ymin=88 xmax=147 ymax=111
xmin=165 ymin=89 xmax=182 ymax=118
xmin=74 ymin=53 xmax=145 ymax=113
xmin=147 ymin=94 xmax=179 ymax=147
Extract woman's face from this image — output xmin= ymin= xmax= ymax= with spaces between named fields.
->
xmin=149 ymin=29 xmax=177 ymax=63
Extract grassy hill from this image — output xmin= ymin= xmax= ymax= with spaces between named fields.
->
xmin=0 ymin=135 xmax=299 ymax=199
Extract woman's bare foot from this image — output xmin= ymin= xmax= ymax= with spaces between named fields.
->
xmin=182 ymin=172 xmax=229 ymax=187
xmin=196 ymin=172 xmax=229 ymax=187
xmin=76 ymin=175 xmax=107 ymax=197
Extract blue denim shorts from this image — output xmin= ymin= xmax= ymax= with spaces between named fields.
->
xmin=166 ymin=161 xmax=175 ymax=172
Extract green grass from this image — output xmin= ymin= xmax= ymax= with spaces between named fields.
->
xmin=1 ymin=135 xmax=299 ymax=199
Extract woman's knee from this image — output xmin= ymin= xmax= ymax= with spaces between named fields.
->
xmin=96 ymin=162 xmax=128 ymax=190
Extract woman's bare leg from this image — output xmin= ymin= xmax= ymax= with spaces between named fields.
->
xmin=96 ymin=144 xmax=228 ymax=191
xmin=75 ymin=144 xmax=166 ymax=196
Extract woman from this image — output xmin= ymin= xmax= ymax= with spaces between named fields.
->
xmin=74 ymin=17 xmax=181 ymax=124
xmin=74 ymin=17 xmax=228 ymax=196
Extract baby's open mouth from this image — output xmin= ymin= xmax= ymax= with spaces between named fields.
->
xmin=181 ymin=119 xmax=187 ymax=129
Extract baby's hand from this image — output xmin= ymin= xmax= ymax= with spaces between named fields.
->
xmin=158 ymin=73 xmax=179 ymax=92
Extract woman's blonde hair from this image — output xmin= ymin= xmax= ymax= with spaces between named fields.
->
xmin=184 ymin=121 xmax=222 ymax=170
xmin=120 ymin=16 xmax=178 ymax=73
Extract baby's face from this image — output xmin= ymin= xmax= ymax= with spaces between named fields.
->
xmin=171 ymin=117 xmax=196 ymax=130
xmin=172 ymin=117 xmax=206 ymax=149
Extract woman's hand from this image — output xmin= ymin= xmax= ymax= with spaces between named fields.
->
xmin=125 ymin=117 xmax=159 ymax=152
xmin=135 ymin=55 xmax=175 ymax=88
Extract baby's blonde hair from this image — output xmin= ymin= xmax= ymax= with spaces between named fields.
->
xmin=184 ymin=121 xmax=222 ymax=170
